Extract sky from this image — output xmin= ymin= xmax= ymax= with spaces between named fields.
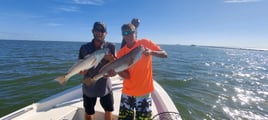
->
xmin=0 ymin=0 xmax=267 ymax=49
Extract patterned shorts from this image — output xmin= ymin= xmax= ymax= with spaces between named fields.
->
xmin=118 ymin=93 xmax=152 ymax=120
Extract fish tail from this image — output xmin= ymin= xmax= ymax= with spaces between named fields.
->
xmin=55 ymin=76 xmax=67 ymax=85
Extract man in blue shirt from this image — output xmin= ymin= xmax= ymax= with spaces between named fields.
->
xmin=79 ymin=22 xmax=116 ymax=120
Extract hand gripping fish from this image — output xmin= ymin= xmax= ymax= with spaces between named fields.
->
xmin=82 ymin=45 xmax=145 ymax=86
xmin=55 ymin=48 xmax=109 ymax=85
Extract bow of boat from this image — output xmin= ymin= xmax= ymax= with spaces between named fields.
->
xmin=1 ymin=76 xmax=181 ymax=120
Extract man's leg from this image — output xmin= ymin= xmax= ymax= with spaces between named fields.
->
xmin=135 ymin=94 xmax=152 ymax=120
xmin=84 ymin=113 xmax=94 ymax=120
xmin=83 ymin=95 xmax=97 ymax=120
xmin=118 ymin=94 xmax=135 ymax=120
xmin=100 ymin=92 xmax=114 ymax=120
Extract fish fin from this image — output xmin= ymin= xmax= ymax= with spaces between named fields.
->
xmin=55 ymin=75 xmax=67 ymax=85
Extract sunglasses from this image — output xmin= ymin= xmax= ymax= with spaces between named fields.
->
xmin=94 ymin=28 xmax=106 ymax=33
xmin=122 ymin=30 xmax=135 ymax=36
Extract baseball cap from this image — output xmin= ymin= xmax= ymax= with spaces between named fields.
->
xmin=93 ymin=22 xmax=107 ymax=33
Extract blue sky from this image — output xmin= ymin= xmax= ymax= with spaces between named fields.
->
xmin=0 ymin=0 xmax=267 ymax=49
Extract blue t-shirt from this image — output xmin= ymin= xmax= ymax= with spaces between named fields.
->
xmin=79 ymin=39 xmax=116 ymax=97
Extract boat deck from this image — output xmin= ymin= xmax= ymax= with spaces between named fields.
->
xmin=1 ymin=76 xmax=181 ymax=120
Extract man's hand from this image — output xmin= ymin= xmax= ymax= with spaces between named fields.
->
xmin=79 ymin=70 xmax=88 ymax=75
xmin=104 ymin=54 xmax=116 ymax=62
xmin=143 ymin=48 xmax=168 ymax=58
xmin=104 ymin=69 xmax=117 ymax=78
xmin=143 ymin=48 xmax=152 ymax=56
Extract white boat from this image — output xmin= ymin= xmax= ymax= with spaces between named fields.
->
xmin=1 ymin=76 xmax=181 ymax=120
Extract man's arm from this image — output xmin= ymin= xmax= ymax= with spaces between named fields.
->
xmin=144 ymin=48 xmax=168 ymax=58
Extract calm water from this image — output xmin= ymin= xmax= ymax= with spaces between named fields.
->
xmin=0 ymin=40 xmax=267 ymax=120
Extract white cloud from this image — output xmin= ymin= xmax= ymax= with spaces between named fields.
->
xmin=73 ymin=0 xmax=104 ymax=5
xmin=224 ymin=0 xmax=261 ymax=3
xmin=59 ymin=6 xmax=79 ymax=12
xmin=47 ymin=23 xmax=62 ymax=26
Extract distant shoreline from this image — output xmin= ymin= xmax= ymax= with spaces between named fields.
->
xmin=1 ymin=39 xmax=267 ymax=51
xmin=199 ymin=45 xmax=268 ymax=52
xmin=175 ymin=43 xmax=268 ymax=51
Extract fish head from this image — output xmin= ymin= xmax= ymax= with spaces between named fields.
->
xmin=92 ymin=48 xmax=109 ymax=66
xmin=94 ymin=48 xmax=109 ymax=56
xmin=81 ymin=77 xmax=95 ymax=86
xmin=130 ymin=45 xmax=145 ymax=63
xmin=137 ymin=45 xmax=145 ymax=51
xmin=137 ymin=45 xmax=145 ymax=55
xmin=103 ymin=47 xmax=110 ymax=54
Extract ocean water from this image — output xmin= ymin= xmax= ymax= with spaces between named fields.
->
xmin=0 ymin=40 xmax=267 ymax=120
